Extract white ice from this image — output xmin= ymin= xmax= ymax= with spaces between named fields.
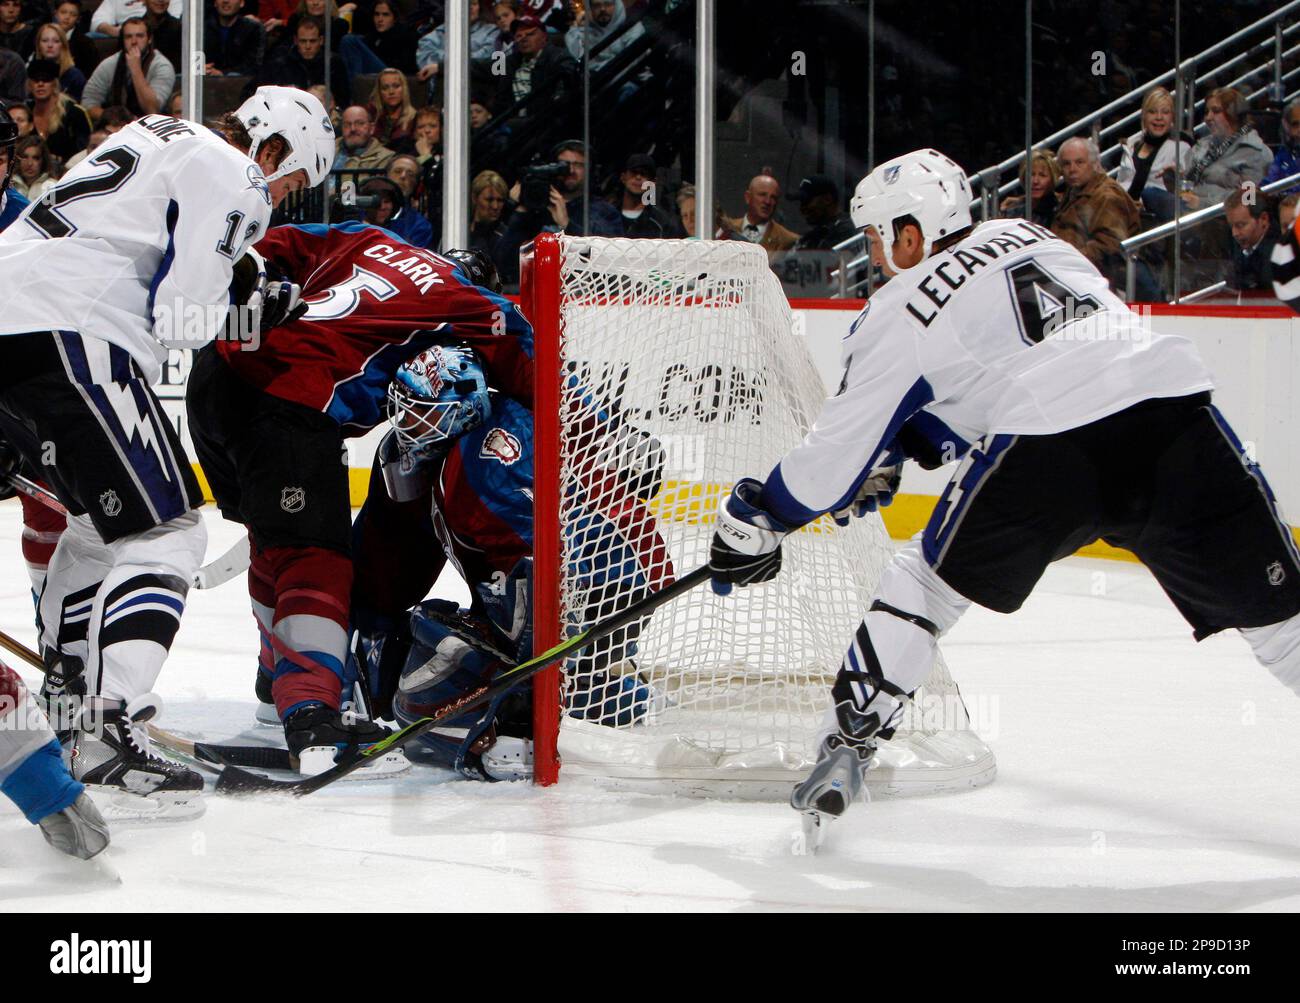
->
xmin=2 ymin=506 xmax=1299 ymax=913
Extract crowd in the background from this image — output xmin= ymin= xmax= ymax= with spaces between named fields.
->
xmin=2 ymin=0 xmax=1297 ymax=301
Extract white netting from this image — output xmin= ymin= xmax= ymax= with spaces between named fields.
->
xmin=546 ymin=236 xmax=994 ymax=798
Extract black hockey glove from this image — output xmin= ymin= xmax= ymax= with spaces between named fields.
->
xmin=259 ymin=268 xmax=307 ymax=331
xmin=0 ymin=435 xmax=20 ymax=501
xmin=831 ymin=466 xmax=901 ymax=526
xmin=709 ymin=477 xmax=794 ymax=596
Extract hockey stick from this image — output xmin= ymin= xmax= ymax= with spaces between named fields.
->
xmin=1 ymin=469 xmax=250 ymax=590
xmin=214 ymin=564 xmax=713 ymax=797
xmin=0 ymin=626 xmax=296 ymax=771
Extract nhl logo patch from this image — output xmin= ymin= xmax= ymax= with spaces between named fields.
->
xmin=480 ymin=428 xmax=522 ymax=465
xmin=1268 ymin=561 xmax=1285 ymax=586
xmin=280 ymin=486 xmax=306 ymax=513
xmin=99 ymin=489 xmax=122 ymax=517
xmin=883 ymin=165 xmax=902 ymax=185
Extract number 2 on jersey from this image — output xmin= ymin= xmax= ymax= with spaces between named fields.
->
xmin=26 ymin=147 xmax=141 ymax=239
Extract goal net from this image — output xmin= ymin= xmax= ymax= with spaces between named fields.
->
xmin=523 ymin=234 xmax=995 ymax=798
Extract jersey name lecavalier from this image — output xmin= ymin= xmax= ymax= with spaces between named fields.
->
xmin=765 ymin=218 xmax=1216 ymax=522
xmin=0 ymin=115 xmax=272 ymax=384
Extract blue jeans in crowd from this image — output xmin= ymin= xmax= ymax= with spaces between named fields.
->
xmin=340 ymin=35 xmax=388 ymax=80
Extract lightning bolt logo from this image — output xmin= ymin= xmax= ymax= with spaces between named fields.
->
xmin=102 ymin=383 xmax=171 ymax=482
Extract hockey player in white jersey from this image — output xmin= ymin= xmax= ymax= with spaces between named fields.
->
xmin=0 ymin=86 xmax=334 ymax=821
xmin=709 ymin=149 xmax=1300 ymax=836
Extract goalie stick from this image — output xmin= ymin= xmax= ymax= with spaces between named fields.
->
xmin=214 ymin=564 xmax=713 ymax=796
xmin=1 ymin=469 xmax=251 ymax=589
xmin=0 ymin=627 xmax=297 ymax=771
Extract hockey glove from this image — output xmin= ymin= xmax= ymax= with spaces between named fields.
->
xmin=831 ymin=466 xmax=901 ymax=526
xmin=710 ymin=477 xmax=793 ymax=596
xmin=259 ymin=269 xmax=307 ymax=331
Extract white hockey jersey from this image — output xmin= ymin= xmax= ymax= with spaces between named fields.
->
xmin=765 ymin=218 xmax=1215 ymax=523
xmin=0 ymin=115 xmax=272 ymax=384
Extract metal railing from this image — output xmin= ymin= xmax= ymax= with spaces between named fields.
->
xmin=1121 ymin=169 xmax=1300 ymax=301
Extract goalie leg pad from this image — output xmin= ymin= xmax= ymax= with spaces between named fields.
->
xmin=393 ymin=600 xmax=522 ymax=781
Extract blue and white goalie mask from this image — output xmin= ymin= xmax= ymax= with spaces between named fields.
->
xmin=387 ymin=345 xmax=492 ymax=464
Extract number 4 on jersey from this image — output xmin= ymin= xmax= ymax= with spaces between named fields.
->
xmin=1005 ymin=260 xmax=1101 ymax=345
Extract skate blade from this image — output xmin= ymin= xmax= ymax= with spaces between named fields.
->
xmin=85 ymin=785 xmax=206 ymax=824
xmin=294 ymin=746 xmax=411 ymax=780
xmin=254 ymin=702 xmax=280 ymax=728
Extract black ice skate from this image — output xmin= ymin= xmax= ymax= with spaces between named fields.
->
xmin=71 ymin=694 xmax=205 ymax=822
xmin=283 ymin=704 xmax=409 ymax=779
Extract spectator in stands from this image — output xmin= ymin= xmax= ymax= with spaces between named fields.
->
xmin=255 ymin=0 xmax=298 ymax=36
xmin=308 ymin=83 xmax=339 ymax=127
xmin=717 ymin=174 xmax=797 ymax=255
xmin=999 ymin=150 xmax=1061 ymax=228
xmin=339 ymin=0 xmax=417 ymax=78
xmin=518 ymin=0 xmax=569 ymax=34
xmin=1281 ymin=193 xmax=1300 ymax=235
xmin=0 ymin=45 xmax=24 ymax=103
xmin=5 ymin=97 xmax=30 ymax=134
xmin=613 ymin=152 xmax=681 ymax=238
xmin=469 ymin=93 xmax=507 ymax=164
xmin=98 ymin=104 xmax=133 ymax=131
xmin=204 ymin=0 xmax=263 ymax=78
xmin=1180 ymin=87 xmax=1272 ymax=211
xmin=1223 ymin=185 xmax=1276 ymax=292
xmin=676 ymin=182 xmax=695 ymax=237
xmin=566 ymin=0 xmax=643 ymax=73
xmin=54 ymin=2 xmax=99 ymax=78
xmin=368 ymin=66 xmax=416 ymax=153
xmin=260 ymin=16 xmax=349 ymax=105
xmin=412 ymin=103 xmax=439 ymax=167
xmin=30 ymin=24 xmax=86 ymax=101
xmin=469 ymin=167 xmax=507 ymax=257
xmin=81 ymin=16 xmax=175 ymax=123
xmin=0 ymin=0 xmax=33 ymax=59
xmin=63 ymin=123 xmax=107 ymax=167
xmin=26 ymin=58 xmax=90 ymax=162
xmin=385 ymin=151 xmax=419 ymax=198
xmin=497 ymin=14 xmax=577 ymax=120
xmin=492 ymin=1 xmax=517 ymax=52
xmin=792 ymin=174 xmax=856 ymax=250
xmin=165 ymin=88 xmax=180 ymax=115
xmin=286 ymin=0 xmax=351 ymax=52
xmin=92 ymin=0 xmax=180 ymax=39
xmin=142 ymin=0 xmax=180 ymax=73
xmin=1263 ymin=97 xmax=1300 ymax=195
xmin=333 ymin=103 xmax=392 ymax=172
xmin=11 ymin=133 xmax=53 ymax=200
xmin=356 ymin=174 xmax=432 ymax=246
xmin=1116 ymin=86 xmax=1192 ymax=222
xmin=416 ymin=0 xmax=497 ymax=96
xmin=1052 ymin=136 xmax=1139 ymax=290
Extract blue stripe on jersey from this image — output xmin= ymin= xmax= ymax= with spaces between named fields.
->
xmin=762 ymin=377 xmax=935 ymax=527
xmin=0 ymin=189 xmax=29 ymax=232
xmin=903 ymin=410 xmax=971 ymax=465
xmin=1205 ymin=405 xmax=1300 ymax=568
xmin=146 ymin=199 xmax=180 ymax=317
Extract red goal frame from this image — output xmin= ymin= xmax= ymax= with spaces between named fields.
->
xmin=520 ymin=233 xmax=563 ymax=786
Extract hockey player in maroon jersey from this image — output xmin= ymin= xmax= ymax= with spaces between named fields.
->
xmin=185 ymin=226 xmax=532 ymax=774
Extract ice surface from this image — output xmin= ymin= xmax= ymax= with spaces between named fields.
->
xmin=3 ymin=507 xmax=1299 ymax=912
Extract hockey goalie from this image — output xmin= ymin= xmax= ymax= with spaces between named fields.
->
xmin=351 ymin=340 xmax=674 ymax=781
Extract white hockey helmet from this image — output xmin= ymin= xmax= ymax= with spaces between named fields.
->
xmin=234 ymin=86 xmax=335 ymax=188
xmin=850 ymin=149 xmax=972 ymax=272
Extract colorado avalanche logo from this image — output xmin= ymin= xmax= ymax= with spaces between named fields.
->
xmin=883 ymin=165 xmax=901 ymax=185
xmin=480 ymin=428 xmax=522 ymax=465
